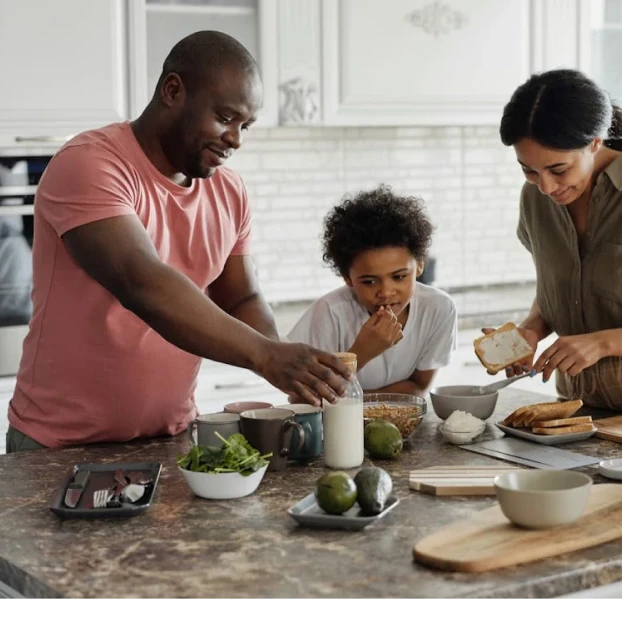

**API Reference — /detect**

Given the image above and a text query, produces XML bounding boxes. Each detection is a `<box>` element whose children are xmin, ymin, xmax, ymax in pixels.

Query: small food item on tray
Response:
<box><xmin>535</xmin><ymin>415</ymin><xmax>593</xmax><ymax>428</ymax></box>
<box><xmin>473</xmin><ymin>322</ymin><xmax>534</xmax><ymax>374</ymax></box>
<box><xmin>531</xmin><ymin>423</ymin><xmax>595</xmax><ymax>435</ymax></box>
<box><xmin>503</xmin><ymin>399</ymin><xmax>583</xmax><ymax>428</ymax></box>
<box><xmin>315</xmin><ymin>471</ymin><xmax>357</xmax><ymax>515</ymax></box>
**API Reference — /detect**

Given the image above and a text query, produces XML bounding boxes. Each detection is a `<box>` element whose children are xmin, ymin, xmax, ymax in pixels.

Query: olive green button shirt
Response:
<box><xmin>517</xmin><ymin>151</ymin><xmax>622</xmax><ymax>409</ymax></box>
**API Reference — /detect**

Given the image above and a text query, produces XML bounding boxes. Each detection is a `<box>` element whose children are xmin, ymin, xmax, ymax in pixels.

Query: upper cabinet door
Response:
<box><xmin>130</xmin><ymin>0</ymin><xmax>278</xmax><ymax>126</ymax></box>
<box><xmin>321</xmin><ymin>0</ymin><xmax>533</xmax><ymax>126</ymax></box>
<box><xmin>579</xmin><ymin>0</ymin><xmax>622</xmax><ymax>102</ymax></box>
<box><xmin>0</xmin><ymin>0</ymin><xmax>129</xmax><ymax>146</ymax></box>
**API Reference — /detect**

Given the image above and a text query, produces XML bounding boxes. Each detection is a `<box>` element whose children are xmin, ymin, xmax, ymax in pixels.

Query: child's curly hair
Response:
<box><xmin>322</xmin><ymin>184</ymin><xmax>434</xmax><ymax>277</ymax></box>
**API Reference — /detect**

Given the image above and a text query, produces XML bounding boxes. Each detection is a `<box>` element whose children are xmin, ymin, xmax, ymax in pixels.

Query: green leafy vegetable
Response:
<box><xmin>177</xmin><ymin>432</ymin><xmax>272</xmax><ymax>476</ymax></box>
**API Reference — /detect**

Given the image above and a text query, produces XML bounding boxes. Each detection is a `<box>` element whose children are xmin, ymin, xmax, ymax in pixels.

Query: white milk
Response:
<box><xmin>323</xmin><ymin>398</ymin><xmax>364</xmax><ymax>469</ymax></box>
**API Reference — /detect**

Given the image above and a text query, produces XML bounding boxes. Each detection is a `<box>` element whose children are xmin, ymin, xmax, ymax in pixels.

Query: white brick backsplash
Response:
<box><xmin>229</xmin><ymin>126</ymin><xmax>535</xmax><ymax>304</ymax></box>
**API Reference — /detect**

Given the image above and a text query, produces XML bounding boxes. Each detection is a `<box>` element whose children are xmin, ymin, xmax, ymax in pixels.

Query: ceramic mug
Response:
<box><xmin>187</xmin><ymin>412</ymin><xmax>241</xmax><ymax>448</ymax></box>
<box><xmin>275</xmin><ymin>404</ymin><xmax>323</xmax><ymax>462</ymax></box>
<box><xmin>239</xmin><ymin>408</ymin><xmax>306</xmax><ymax>471</ymax></box>
<box><xmin>223</xmin><ymin>401</ymin><xmax>274</xmax><ymax>414</ymax></box>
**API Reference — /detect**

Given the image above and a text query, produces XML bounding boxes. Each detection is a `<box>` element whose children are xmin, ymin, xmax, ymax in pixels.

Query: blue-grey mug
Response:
<box><xmin>276</xmin><ymin>404</ymin><xmax>323</xmax><ymax>461</ymax></box>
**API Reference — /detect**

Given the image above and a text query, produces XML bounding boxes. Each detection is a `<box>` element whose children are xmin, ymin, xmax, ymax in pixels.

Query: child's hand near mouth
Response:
<box><xmin>349</xmin><ymin>305</ymin><xmax>403</xmax><ymax>369</ymax></box>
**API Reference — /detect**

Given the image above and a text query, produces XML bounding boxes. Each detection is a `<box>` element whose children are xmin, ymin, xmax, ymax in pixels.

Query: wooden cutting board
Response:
<box><xmin>409</xmin><ymin>465</ymin><xmax>526</xmax><ymax>496</ymax></box>
<box><xmin>594</xmin><ymin>416</ymin><xmax>622</xmax><ymax>443</ymax></box>
<box><xmin>413</xmin><ymin>484</ymin><xmax>622</xmax><ymax>572</ymax></box>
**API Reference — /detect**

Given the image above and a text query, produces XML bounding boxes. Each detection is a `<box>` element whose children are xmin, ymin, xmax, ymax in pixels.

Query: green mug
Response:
<box><xmin>276</xmin><ymin>404</ymin><xmax>323</xmax><ymax>462</ymax></box>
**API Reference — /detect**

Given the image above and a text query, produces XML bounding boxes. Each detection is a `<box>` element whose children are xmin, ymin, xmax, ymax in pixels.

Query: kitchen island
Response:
<box><xmin>2</xmin><ymin>387</ymin><xmax>622</xmax><ymax>599</ymax></box>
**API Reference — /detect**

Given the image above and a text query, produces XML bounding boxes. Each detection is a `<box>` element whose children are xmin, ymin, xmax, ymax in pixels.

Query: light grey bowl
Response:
<box><xmin>429</xmin><ymin>385</ymin><xmax>498</xmax><ymax>421</ymax></box>
<box><xmin>493</xmin><ymin>470</ymin><xmax>592</xmax><ymax>529</ymax></box>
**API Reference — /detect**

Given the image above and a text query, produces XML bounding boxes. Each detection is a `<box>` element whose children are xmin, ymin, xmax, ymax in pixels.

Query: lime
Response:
<box><xmin>364</xmin><ymin>420</ymin><xmax>403</xmax><ymax>459</ymax></box>
<box><xmin>314</xmin><ymin>471</ymin><xmax>357</xmax><ymax>515</ymax></box>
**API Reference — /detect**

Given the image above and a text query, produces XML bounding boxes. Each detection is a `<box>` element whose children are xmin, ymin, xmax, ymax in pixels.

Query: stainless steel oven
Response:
<box><xmin>0</xmin><ymin>148</ymin><xmax>55</xmax><ymax>376</ymax></box>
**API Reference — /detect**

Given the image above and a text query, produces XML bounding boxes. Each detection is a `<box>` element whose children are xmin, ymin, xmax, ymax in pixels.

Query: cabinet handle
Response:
<box><xmin>214</xmin><ymin>379</ymin><xmax>265</xmax><ymax>390</ymax></box>
<box><xmin>14</xmin><ymin>135</ymin><xmax>73</xmax><ymax>143</ymax></box>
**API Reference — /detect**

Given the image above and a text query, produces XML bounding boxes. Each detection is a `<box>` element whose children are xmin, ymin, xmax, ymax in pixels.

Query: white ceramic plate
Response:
<box><xmin>599</xmin><ymin>458</ymin><xmax>622</xmax><ymax>480</ymax></box>
<box><xmin>496</xmin><ymin>423</ymin><xmax>597</xmax><ymax>446</ymax></box>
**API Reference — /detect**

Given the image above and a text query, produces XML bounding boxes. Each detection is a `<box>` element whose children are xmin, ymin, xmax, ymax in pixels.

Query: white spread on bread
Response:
<box><xmin>478</xmin><ymin>328</ymin><xmax>532</xmax><ymax>366</ymax></box>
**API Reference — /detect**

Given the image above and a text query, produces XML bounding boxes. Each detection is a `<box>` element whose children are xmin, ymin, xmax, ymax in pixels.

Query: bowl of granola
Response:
<box><xmin>363</xmin><ymin>393</ymin><xmax>426</xmax><ymax>441</ymax></box>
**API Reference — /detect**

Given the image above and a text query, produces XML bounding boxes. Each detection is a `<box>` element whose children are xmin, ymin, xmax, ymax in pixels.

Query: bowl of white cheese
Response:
<box><xmin>438</xmin><ymin>410</ymin><xmax>487</xmax><ymax>444</ymax></box>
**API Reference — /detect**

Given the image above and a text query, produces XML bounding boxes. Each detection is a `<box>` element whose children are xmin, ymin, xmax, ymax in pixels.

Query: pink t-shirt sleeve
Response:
<box><xmin>37</xmin><ymin>143</ymin><xmax>136</xmax><ymax>237</ymax></box>
<box><xmin>229</xmin><ymin>175</ymin><xmax>252</xmax><ymax>256</ymax></box>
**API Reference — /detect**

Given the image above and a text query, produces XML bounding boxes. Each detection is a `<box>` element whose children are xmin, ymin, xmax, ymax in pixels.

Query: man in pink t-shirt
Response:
<box><xmin>7</xmin><ymin>31</ymin><xmax>351</xmax><ymax>452</ymax></box>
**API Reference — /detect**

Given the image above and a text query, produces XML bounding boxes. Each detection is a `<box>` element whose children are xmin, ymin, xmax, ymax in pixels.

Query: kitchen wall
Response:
<box><xmin>227</xmin><ymin>124</ymin><xmax>535</xmax><ymax>304</ymax></box>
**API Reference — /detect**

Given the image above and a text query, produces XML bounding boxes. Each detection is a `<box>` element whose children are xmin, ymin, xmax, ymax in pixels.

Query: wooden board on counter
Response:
<box><xmin>413</xmin><ymin>484</ymin><xmax>622</xmax><ymax>572</ymax></box>
<box><xmin>595</xmin><ymin>416</ymin><xmax>622</xmax><ymax>444</ymax></box>
<box><xmin>409</xmin><ymin>465</ymin><xmax>526</xmax><ymax>496</ymax></box>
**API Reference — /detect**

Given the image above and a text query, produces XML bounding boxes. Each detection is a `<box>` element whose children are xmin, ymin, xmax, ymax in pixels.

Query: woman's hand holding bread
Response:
<box><xmin>476</xmin><ymin>323</ymin><xmax>539</xmax><ymax>377</ymax></box>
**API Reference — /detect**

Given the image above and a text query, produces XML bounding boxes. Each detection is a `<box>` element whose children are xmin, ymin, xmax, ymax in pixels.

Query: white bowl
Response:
<box><xmin>493</xmin><ymin>470</ymin><xmax>592</xmax><ymax>529</ymax></box>
<box><xmin>429</xmin><ymin>385</ymin><xmax>498</xmax><ymax>421</ymax></box>
<box><xmin>438</xmin><ymin>422</ymin><xmax>486</xmax><ymax>445</ymax></box>
<box><xmin>179</xmin><ymin>465</ymin><xmax>268</xmax><ymax>500</ymax></box>
<box><xmin>599</xmin><ymin>458</ymin><xmax>622</xmax><ymax>481</ymax></box>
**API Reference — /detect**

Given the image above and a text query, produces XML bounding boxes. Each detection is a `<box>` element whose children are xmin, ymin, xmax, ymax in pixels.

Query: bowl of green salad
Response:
<box><xmin>177</xmin><ymin>432</ymin><xmax>271</xmax><ymax>500</ymax></box>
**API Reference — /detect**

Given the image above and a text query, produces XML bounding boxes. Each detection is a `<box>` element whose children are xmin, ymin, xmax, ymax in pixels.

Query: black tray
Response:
<box><xmin>49</xmin><ymin>462</ymin><xmax>162</xmax><ymax>519</ymax></box>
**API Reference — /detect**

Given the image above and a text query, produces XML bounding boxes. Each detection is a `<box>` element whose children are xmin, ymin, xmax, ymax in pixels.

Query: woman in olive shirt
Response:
<box><xmin>495</xmin><ymin>68</ymin><xmax>622</xmax><ymax>410</ymax></box>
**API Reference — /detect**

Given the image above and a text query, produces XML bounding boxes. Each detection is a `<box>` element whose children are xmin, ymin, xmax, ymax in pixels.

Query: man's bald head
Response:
<box><xmin>155</xmin><ymin>30</ymin><xmax>260</xmax><ymax>97</ymax></box>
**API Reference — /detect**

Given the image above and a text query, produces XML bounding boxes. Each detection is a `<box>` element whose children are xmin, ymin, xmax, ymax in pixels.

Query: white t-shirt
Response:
<box><xmin>287</xmin><ymin>284</ymin><xmax>457</xmax><ymax>391</ymax></box>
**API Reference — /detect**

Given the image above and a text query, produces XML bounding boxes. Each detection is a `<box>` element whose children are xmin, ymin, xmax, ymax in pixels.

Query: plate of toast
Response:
<box><xmin>496</xmin><ymin>399</ymin><xmax>596</xmax><ymax>445</ymax></box>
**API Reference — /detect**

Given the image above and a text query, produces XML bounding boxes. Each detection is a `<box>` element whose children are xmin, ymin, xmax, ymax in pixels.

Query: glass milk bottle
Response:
<box><xmin>323</xmin><ymin>352</ymin><xmax>364</xmax><ymax>469</ymax></box>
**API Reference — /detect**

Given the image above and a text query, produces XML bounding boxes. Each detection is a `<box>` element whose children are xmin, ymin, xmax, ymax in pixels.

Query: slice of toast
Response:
<box><xmin>522</xmin><ymin>400</ymin><xmax>583</xmax><ymax>426</ymax></box>
<box><xmin>531</xmin><ymin>423</ymin><xmax>595</xmax><ymax>435</ymax></box>
<box><xmin>505</xmin><ymin>402</ymin><xmax>559</xmax><ymax>427</ymax></box>
<box><xmin>473</xmin><ymin>322</ymin><xmax>534</xmax><ymax>374</ymax></box>
<box><xmin>535</xmin><ymin>415</ymin><xmax>592</xmax><ymax>428</ymax></box>
<box><xmin>503</xmin><ymin>406</ymin><xmax>531</xmax><ymax>426</ymax></box>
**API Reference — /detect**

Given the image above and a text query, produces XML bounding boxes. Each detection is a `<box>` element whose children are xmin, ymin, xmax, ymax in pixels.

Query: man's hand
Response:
<box><xmin>533</xmin><ymin>333</ymin><xmax>607</xmax><ymax>382</ymax></box>
<box><xmin>350</xmin><ymin>306</ymin><xmax>403</xmax><ymax>369</ymax></box>
<box><xmin>481</xmin><ymin>326</ymin><xmax>539</xmax><ymax>377</ymax></box>
<box><xmin>257</xmin><ymin>341</ymin><xmax>353</xmax><ymax>407</ymax></box>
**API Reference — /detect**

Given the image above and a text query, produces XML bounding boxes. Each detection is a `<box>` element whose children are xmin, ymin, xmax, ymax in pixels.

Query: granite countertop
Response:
<box><xmin>2</xmin><ymin>387</ymin><xmax>622</xmax><ymax>599</ymax></box>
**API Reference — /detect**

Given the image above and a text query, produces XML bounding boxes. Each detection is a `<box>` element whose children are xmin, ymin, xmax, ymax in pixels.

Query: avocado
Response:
<box><xmin>364</xmin><ymin>420</ymin><xmax>403</xmax><ymax>459</ymax></box>
<box><xmin>354</xmin><ymin>467</ymin><xmax>393</xmax><ymax>515</ymax></box>
<box><xmin>314</xmin><ymin>471</ymin><xmax>358</xmax><ymax>515</ymax></box>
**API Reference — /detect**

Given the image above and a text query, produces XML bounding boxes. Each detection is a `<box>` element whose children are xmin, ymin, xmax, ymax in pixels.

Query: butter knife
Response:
<box><xmin>64</xmin><ymin>470</ymin><xmax>90</xmax><ymax>508</ymax></box>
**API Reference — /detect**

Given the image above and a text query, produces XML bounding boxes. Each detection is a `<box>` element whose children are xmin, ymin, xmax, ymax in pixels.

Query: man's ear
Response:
<box><xmin>591</xmin><ymin>137</ymin><xmax>604</xmax><ymax>153</ymax></box>
<box><xmin>416</xmin><ymin>261</ymin><xmax>425</xmax><ymax>277</ymax></box>
<box><xmin>160</xmin><ymin>72</ymin><xmax>186</xmax><ymax>108</ymax></box>
<box><xmin>344</xmin><ymin>276</ymin><xmax>353</xmax><ymax>288</ymax></box>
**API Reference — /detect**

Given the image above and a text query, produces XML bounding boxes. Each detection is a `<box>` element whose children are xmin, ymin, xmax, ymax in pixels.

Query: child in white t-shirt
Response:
<box><xmin>288</xmin><ymin>184</ymin><xmax>457</xmax><ymax>395</ymax></box>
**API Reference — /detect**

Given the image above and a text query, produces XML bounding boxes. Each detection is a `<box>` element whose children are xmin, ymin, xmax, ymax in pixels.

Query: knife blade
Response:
<box><xmin>64</xmin><ymin>470</ymin><xmax>90</xmax><ymax>508</ymax></box>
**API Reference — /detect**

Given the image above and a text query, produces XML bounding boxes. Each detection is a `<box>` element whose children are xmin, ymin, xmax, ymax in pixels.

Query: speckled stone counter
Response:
<box><xmin>2</xmin><ymin>387</ymin><xmax>622</xmax><ymax>599</ymax></box>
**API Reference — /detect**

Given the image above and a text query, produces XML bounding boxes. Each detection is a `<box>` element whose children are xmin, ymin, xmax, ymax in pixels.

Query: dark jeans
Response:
<box><xmin>5</xmin><ymin>425</ymin><xmax>46</xmax><ymax>453</ymax></box>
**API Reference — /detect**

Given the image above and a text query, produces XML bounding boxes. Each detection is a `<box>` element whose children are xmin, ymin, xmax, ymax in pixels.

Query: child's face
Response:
<box><xmin>344</xmin><ymin>247</ymin><xmax>422</xmax><ymax>318</ymax></box>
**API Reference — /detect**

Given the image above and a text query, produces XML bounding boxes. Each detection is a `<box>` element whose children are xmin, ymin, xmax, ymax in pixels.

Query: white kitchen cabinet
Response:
<box><xmin>578</xmin><ymin>0</ymin><xmax>622</xmax><ymax>103</ymax></box>
<box><xmin>0</xmin><ymin>0</ymin><xmax>130</xmax><ymax>147</ymax></box>
<box><xmin>320</xmin><ymin>0</ymin><xmax>534</xmax><ymax>126</ymax></box>
<box><xmin>128</xmin><ymin>0</ymin><xmax>279</xmax><ymax>126</ymax></box>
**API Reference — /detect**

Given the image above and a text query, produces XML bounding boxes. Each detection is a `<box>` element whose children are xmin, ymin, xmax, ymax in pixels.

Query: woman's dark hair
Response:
<box><xmin>500</xmin><ymin>68</ymin><xmax>622</xmax><ymax>149</ymax></box>
<box><xmin>322</xmin><ymin>184</ymin><xmax>433</xmax><ymax>277</ymax></box>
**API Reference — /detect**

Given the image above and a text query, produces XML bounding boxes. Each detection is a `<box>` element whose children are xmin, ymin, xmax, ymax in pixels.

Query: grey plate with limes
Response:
<box><xmin>287</xmin><ymin>493</ymin><xmax>400</xmax><ymax>530</ymax></box>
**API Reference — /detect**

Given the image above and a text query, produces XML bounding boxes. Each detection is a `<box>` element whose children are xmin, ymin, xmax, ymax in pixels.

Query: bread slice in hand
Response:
<box><xmin>522</xmin><ymin>399</ymin><xmax>583</xmax><ymax>426</ymax></box>
<box><xmin>473</xmin><ymin>322</ymin><xmax>534</xmax><ymax>374</ymax></box>
<box><xmin>532</xmin><ymin>422</ymin><xmax>595</xmax><ymax>435</ymax></box>
<box><xmin>535</xmin><ymin>415</ymin><xmax>592</xmax><ymax>428</ymax></box>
